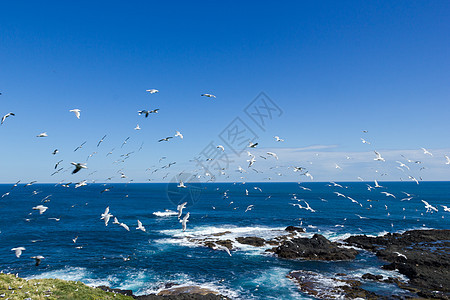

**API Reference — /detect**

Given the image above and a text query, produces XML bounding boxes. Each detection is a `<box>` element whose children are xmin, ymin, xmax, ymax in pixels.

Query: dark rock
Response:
<box><xmin>215</xmin><ymin>239</ymin><xmax>233</xmax><ymax>250</ymax></box>
<box><xmin>284</xmin><ymin>226</ymin><xmax>305</xmax><ymax>233</ymax></box>
<box><xmin>97</xmin><ymin>285</ymin><xmax>134</xmax><ymax>296</ymax></box>
<box><xmin>236</xmin><ymin>236</ymin><xmax>266</xmax><ymax>247</ymax></box>
<box><xmin>275</xmin><ymin>234</ymin><xmax>358</xmax><ymax>261</ymax></box>
<box><xmin>362</xmin><ymin>273</ymin><xmax>383</xmax><ymax>281</ymax></box>
<box><xmin>345</xmin><ymin>229</ymin><xmax>450</xmax><ymax>299</ymax></box>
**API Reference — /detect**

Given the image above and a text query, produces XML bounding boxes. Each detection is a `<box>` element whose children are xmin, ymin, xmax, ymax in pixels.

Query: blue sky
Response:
<box><xmin>0</xmin><ymin>1</ymin><xmax>449</xmax><ymax>183</ymax></box>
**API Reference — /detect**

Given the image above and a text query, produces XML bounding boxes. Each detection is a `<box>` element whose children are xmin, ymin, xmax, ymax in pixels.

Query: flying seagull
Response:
<box><xmin>69</xmin><ymin>109</ymin><xmax>81</xmax><ymax>119</ymax></box>
<box><xmin>36</xmin><ymin>132</ymin><xmax>48</xmax><ymax>137</ymax></box>
<box><xmin>11</xmin><ymin>247</ymin><xmax>25</xmax><ymax>258</ymax></box>
<box><xmin>1</xmin><ymin>112</ymin><xmax>15</xmax><ymax>125</ymax></box>
<box><xmin>248</xmin><ymin>142</ymin><xmax>258</xmax><ymax>148</ymax></box>
<box><xmin>100</xmin><ymin>206</ymin><xmax>113</xmax><ymax>226</ymax></box>
<box><xmin>180</xmin><ymin>212</ymin><xmax>190</xmax><ymax>231</ymax></box>
<box><xmin>134</xmin><ymin>124</ymin><xmax>141</xmax><ymax>130</ymax></box>
<box><xmin>445</xmin><ymin>155</ymin><xmax>450</xmax><ymax>165</ymax></box>
<box><xmin>32</xmin><ymin>205</ymin><xmax>48</xmax><ymax>214</ymax></box>
<box><xmin>421</xmin><ymin>200</ymin><xmax>438</xmax><ymax>213</ymax></box>
<box><xmin>374</xmin><ymin>151</ymin><xmax>385</xmax><ymax>162</ymax></box>
<box><xmin>201</xmin><ymin>93</ymin><xmax>216</xmax><ymax>98</ymax></box>
<box><xmin>54</xmin><ymin>160</ymin><xmax>63</xmax><ymax>169</ymax></box>
<box><xmin>158</xmin><ymin>137</ymin><xmax>173</xmax><ymax>142</ymax></box>
<box><xmin>97</xmin><ymin>135</ymin><xmax>107</xmax><ymax>147</ymax></box>
<box><xmin>274</xmin><ymin>136</ymin><xmax>284</xmax><ymax>142</ymax></box>
<box><xmin>175</xmin><ymin>131</ymin><xmax>183</xmax><ymax>139</ymax></box>
<box><xmin>360</xmin><ymin>138</ymin><xmax>370</xmax><ymax>144</ymax></box>
<box><xmin>266</xmin><ymin>152</ymin><xmax>278</xmax><ymax>160</ymax></box>
<box><xmin>31</xmin><ymin>255</ymin><xmax>45</xmax><ymax>266</ymax></box>
<box><xmin>421</xmin><ymin>147</ymin><xmax>433</xmax><ymax>157</ymax></box>
<box><xmin>52</xmin><ymin>149</ymin><xmax>59</xmax><ymax>155</ymax></box>
<box><xmin>71</xmin><ymin>162</ymin><xmax>87</xmax><ymax>174</ymax></box>
<box><xmin>136</xmin><ymin>220</ymin><xmax>146</xmax><ymax>232</ymax></box>
<box><xmin>74</xmin><ymin>141</ymin><xmax>87</xmax><ymax>152</ymax></box>
<box><xmin>146</xmin><ymin>89</ymin><xmax>159</xmax><ymax>94</ymax></box>
<box><xmin>177</xmin><ymin>202</ymin><xmax>187</xmax><ymax>218</ymax></box>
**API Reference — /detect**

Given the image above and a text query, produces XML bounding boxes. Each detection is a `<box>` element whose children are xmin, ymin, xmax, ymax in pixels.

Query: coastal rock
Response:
<box><xmin>345</xmin><ymin>229</ymin><xmax>450</xmax><ymax>299</ymax></box>
<box><xmin>275</xmin><ymin>234</ymin><xmax>358</xmax><ymax>261</ymax></box>
<box><xmin>236</xmin><ymin>236</ymin><xmax>266</xmax><ymax>247</ymax></box>
<box><xmin>287</xmin><ymin>270</ymin><xmax>385</xmax><ymax>299</ymax></box>
<box><xmin>134</xmin><ymin>285</ymin><xmax>230</xmax><ymax>299</ymax></box>
<box><xmin>361</xmin><ymin>273</ymin><xmax>383</xmax><ymax>281</ymax></box>
<box><xmin>284</xmin><ymin>226</ymin><xmax>304</xmax><ymax>233</ymax></box>
<box><xmin>97</xmin><ymin>285</ymin><xmax>134</xmax><ymax>296</ymax></box>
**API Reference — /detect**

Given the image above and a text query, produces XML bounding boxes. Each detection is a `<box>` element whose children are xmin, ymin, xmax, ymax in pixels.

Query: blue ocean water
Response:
<box><xmin>0</xmin><ymin>182</ymin><xmax>449</xmax><ymax>299</ymax></box>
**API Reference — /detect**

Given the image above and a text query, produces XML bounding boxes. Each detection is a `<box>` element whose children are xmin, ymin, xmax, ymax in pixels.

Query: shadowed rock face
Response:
<box><xmin>275</xmin><ymin>234</ymin><xmax>359</xmax><ymax>261</ymax></box>
<box><xmin>236</xmin><ymin>236</ymin><xmax>266</xmax><ymax>247</ymax></box>
<box><xmin>345</xmin><ymin>229</ymin><xmax>450</xmax><ymax>299</ymax></box>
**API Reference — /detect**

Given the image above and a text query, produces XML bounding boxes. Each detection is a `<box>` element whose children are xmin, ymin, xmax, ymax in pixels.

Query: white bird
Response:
<box><xmin>1</xmin><ymin>112</ymin><xmax>15</xmax><ymax>125</ymax></box>
<box><xmin>335</xmin><ymin>163</ymin><xmax>342</xmax><ymax>170</ymax></box>
<box><xmin>381</xmin><ymin>192</ymin><xmax>396</xmax><ymax>198</ymax></box>
<box><xmin>69</xmin><ymin>109</ymin><xmax>81</xmax><ymax>119</ymax></box>
<box><xmin>71</xmin><ymin>162</ymin><xmax>87</xmax><ymax>174</ymax></box>
<box><xmin>74</xmin><ymin>180</ymin><xmax>87</xmax><ymax>188</ymax></box>
<box><xmin>421</xmin><ymin>147</ymin><xmax>433</xmax><ymax>156</ymax></box>
<box><xmin>374</xmin><ymin>180</ymin><xmax>383</xmax><ymax>188</ymax></box>
<box><xmin>113</xmin><ymin>217</ymin><xmax>120</xmax><ymax>224</ymax></box>
<box><xmin>421</xmin><ymin>200</ymin><xmax>438</xmax><ymax>213</ymax></box>
<box><xmin>396</xmin><ymin>161</ymin><xmax>410</xmax><ymax>170</ymax></box>
<box><xmin>146</xmin><ymin>89</ymin><xmax>159</xmax><ymax>94</ymax></box>
<box><xmin>247</xmin><ymin>155</ymin><xmax>256</xmax><ymax>168</ymax></box>
<box><xmin>36</xmin><ymin>132</ymin><xmax>48</xmax><ymax>138</ymax></box>
<box><xmin>328</xmin><ymin>182</ymin><xmax>343</xmax><ymax>188</ymax></box>
<box><xmin>393</xmin><ymin>252</ymin><xmax>407</xmax><ymax>259</ymax></box>
<box><xmin>305</xmin><ymin>172</ymin><xmax>313</xmax><ymax>180</ymax></box>
<box><xmin>72</xmin><ymin>236</ymin><xmax>78</xmax><ymax>243</ymax></box>
<box><xmin>177</xmin><ymin>181</ymin><xmax>186</xmax><ymax>188</ymax></box>
<box><xmin>177</xmin><ymin>202</ymin><xmax>187</xmax><ymax>218</ymax></box>
<box><xmin>374</xmin><ymin>151</ymin><xmax>385</xmax><ymax>161</ymax></box>
<box><xmin>334</xmin><ymin>192</ymin><xmax>346</xmax><ymax>198</ymax></box>
<box><xmin>31</xmin><ymin>255</ymin><xmax>45</xmax><ymax>266</ymax></box>
<box><xmin>274</xmin><ymin>136</ymin><xmax>284</xmax><ymax>142</ymax></box>
<box><xmin>180</xmin><ymin>212</ymin><xmax>190</xmax><ymax>231</ymax></box>
<box><xmin>216</xmin><ymin>145</ymin><xmax>225</xmax><ymax>152</ymax></box>
<box><xmin>11</xmin><ymin>247</ymin><xmax>25</xmax><ymax>258</ymax></box>
<box><xmin>175</xmin><ymin>131</ymin><xmax>183</xmax><ymax>139</ymax></box>
<box><xmin>136</xmin><ymin>220</ymin><xmax>146</xmax><ymax>232</ymax></box>
<box><xmin>32</xmin><ymin>205</ymin><xmax>48</xmax><ymax>214</ymax></box>
<box><xmin>134</xmin><ymin>124</ymin><xmax>141</xmax><ymax>130</ymax></box>
<box><xmin>245</xmin><ymin>205</ymin><xmax>254</xmax><ymax>212</ymax></box>
<box><xmin>441</xmin><ymin>205</ymin><xmax>450</xmax><ymax>212</ymax></box>
<box><xmin>408</xmin><ymin>175</ymin><xmax>419</xmax><ymax>185</ymax></box>
<box><xmin>266</xmin><ymin>152</ymin><xmax>278</xmax><ymax>160</ymax></box>
<box><xmin>201</xmin><ymin>93</ymin><xmax>216</xmax><ymax>98</ymax></box>
<box><xmin>360</xmin><ymin>138</ymin><xmax>370</xmax><ymax>144</ymax></box>
<box><xmin>445</xmin><ymin>155</ymin><xmax>450</xmax><ymax>165</ymax></box>
<box><xmin>100</xmin><ymin>207</ymin><xmax>113</xmax><ymax>226</ymax></box>
<box><xmin>213</xmin><ymin>244</ymin><xmax>231</xmax><ymax>256</ymax></box>
<box><xmin>237</xmin><ymin>166</ymin><xmax>247</xmax><ymax>173</ymax></box>
<box><xmin>119</xmin><ymin>223</ymin><xmax>130</xmax><ymax>231</ymax></box>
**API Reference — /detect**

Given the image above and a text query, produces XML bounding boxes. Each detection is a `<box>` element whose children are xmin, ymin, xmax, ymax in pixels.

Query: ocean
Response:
<box><xmin>0</xmin><ymin>181</ymin><xmax>449</xmax><ymax>299</ymax></box>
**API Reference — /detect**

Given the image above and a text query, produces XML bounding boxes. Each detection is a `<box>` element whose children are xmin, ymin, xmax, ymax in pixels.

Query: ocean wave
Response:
<box><xmin>153</xmin><ymin>209</ymin><xmax>178</xmax><ymax>217</ymax></box>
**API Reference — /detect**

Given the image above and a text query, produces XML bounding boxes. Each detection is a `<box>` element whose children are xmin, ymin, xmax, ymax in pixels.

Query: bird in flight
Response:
<box><xmin>136</xmin><ymin>220</ymin><xmax>146</xmax><ymax>232</ymax></box>
<box><xmin>177</xmin><ymin>202</ymin><xmax>187</xmax><ymax>218</ymax></box>
<box><xmin>201</xmin><ymin>93</ymin><xmax>216</xmax><ymax>98</ymax></box>
<box><xmin>31</xmin><ymin>255</ymin><xmax>45</xmax><ymax>266</ymax></box>
<box><xmin>11</xmin><ymin>247</ymin><xmax>26</xmax><ymax>258</ymax></box>
<box><xmin>274</xmin><ymin>136</ymin><xmax>284</xmax><ymax>142</ymax></box>
<box><xmin>421</xmin><ymin>147</ymin><xmax>433</xmax><ymax>156</ymax></box>
<box><xmin>134</xmin><ymin>124</ymin><xmax>141</xmax><ymax>130</ymax></box>
<box><xmin>1</xmin><ymin>112</ymin><xmax>15</xmax><ymax>125</ymax></box>
<box><xmin>69</xmin><ymin>109</ymin><xmax>81</xmax><ymax>119</ymax></box>
<box><xmin>146</xmin><ymin>89</ymin><xmax>159</xmax><ymax>94</ymax></box>
<box><xmin>158</xmin><ymin>137</ymin><xmax>173</xmax><ymax>142</ymax></box>
<box><xmin>180</xmin><ymin>212</ymin><xmax>190</xmax><ymax>231</ymax></box>
<box><xmin>374</xmin><ymin>151</ymin><xmax>385</xmax><ymax>162</ymax></box>
<box><xmin>360</xmin><ymin>138</ymin><xmax>370</xmax><ymax>144</ymax></box>
<box><xmin>74</xmin><ymin>141</ymin><xmax>87</xmax><ymax>152</ymax></box>
<box><xmin>36</xmin><ymin>132</ymin><xmax>48</xmax><ymax>137</ymax></box>
<box><xmin>71</xmin><ymin>162</ymin><xmax>87</xmax><ymax>174</ymax></box>
<box><xmin>52</xmin><ymin>149</ymin><xmax>59</xmax><ymax>155</ymax></box>
<box><xmin>97</xmin><ymin>135</ymin><xmax>107</xmax><ymax>147</ymax></box>
<box><xmin>32</xmin><ymin>205</ymin><xmax>48</xmax><ymax>214</ymax></box>
<box><xmin>175</xmin><ymin>131</ymin><xmax>183</xmax><ymax>139</ymax></box>
<box><xmin>248</xmin><ymin>142</ymin><xmax>258</xmax><ymax>148</ymax></box>
<box><xmin>267</xmin><ymin>152</ymin><xmax>278</xmax><ymax>160</ymax></box>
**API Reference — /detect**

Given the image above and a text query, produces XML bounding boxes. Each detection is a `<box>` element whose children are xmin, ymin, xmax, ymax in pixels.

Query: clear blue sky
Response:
<box><xmin>1</xmin><ymin>1</ymin><xmax>449</xmax><ymax>183</ymax></box>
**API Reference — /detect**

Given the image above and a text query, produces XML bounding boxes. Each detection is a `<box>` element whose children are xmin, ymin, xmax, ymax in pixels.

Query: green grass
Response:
<box><xmin>0</xmin><ymin>273</ymin><xmax>134</xmax><ymax>299</ymax></box>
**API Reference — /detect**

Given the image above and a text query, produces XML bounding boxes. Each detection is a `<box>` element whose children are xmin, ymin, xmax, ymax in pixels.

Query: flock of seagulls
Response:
<box><xmin>1</xmin><ymin>89</ymin><xmax>449</xmax><ymax>271</ymax></box>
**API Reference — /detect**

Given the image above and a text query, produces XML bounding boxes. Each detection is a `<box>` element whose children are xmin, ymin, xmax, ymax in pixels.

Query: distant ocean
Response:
<box><xmin>0</xmin><ymin>182</ymin><xmax>449</xmax><ymax>299</ymax></box>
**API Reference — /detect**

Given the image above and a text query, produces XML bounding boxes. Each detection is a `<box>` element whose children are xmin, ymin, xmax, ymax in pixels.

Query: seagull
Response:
<box><xmin>11</xmin><ymin>247</ymin><xmax>25</xmax><ymax>258</ymax></box>
<box><xmin>71</xmin><ymin>162</ymin><xmax>87</xmax><ymax>174</ymax></box>
<box><xmin>69</xmin><ymin>109</ymin><xmax>81</xmax><ymax>119</ymax></box>
<box><xmin>201</xmin><ymin>93</ymin><xmax>216</xmax><ymax>98</ymax></box>
<box><xmin>136</xmin><ymin>220</ymin><xmax>146</xmax><ymax>232</ymax></box>
<box><xmin>374</xmin><ymin>151</ymin><xmax>385</xmax><ymax>161</ymax></box>
<box><xmin>335</xmin><ymin>163</ymin><xmax>342</xmax><ymax>170</ymax></box>
<box><xmin>119</xmin><ymin>223</ymin><xmax>130</xmax><ymax>231</ymax></box>
<box><xmin>74</xmin><ymin>180</ymin><xmax>87</xmax><ymax>188</ymax></box>
<box><xmin>52</xmin><ymin>149</ymin><xmax>59</xmax><ymax>155</ymax></box>
<box><xmin>177</xmin><ymin>181</ymin><xmax>187</xmax><ymax>188</ymax></box>
<box><xmin>72</xmin><ymin>236</ymin><xmax>78</xmax><ymax>243</ymax></box>
<box><xmin>274</xmin><ymin>136</ymin><xmax>284</xmax><ymax>142</ymax></box>
<box><xmin>74</xmin><ymin>141</ymin><xmax>86</xmax><ymax>152</ymax></box>
<box><xmin>304</xmin><ymin>172</ymin><xmax>313</xmax><ymax>180</ymax></box>
<box><xmin>97</xmin><ymin>135</ymin><xmax>107</xmax><ymax>147</ymax></box>
<box><xmin>1</xmin><ymin>112</ymin><xmax>15</xmax><ymax>125</ymax></box>
<box><xmin>217</xmin><ymin>145</ymin><xmax>225</xmax><ymax>152</ymax></box>
<box><xmin>100</xmin><ymin>206</ymin><xmax>113</xmax><ymax>226</ymax></box>
<box><xmin>54</xmin><ymin>160</ymin><xmax>63</xmax><ymax>169</ymax></box>
<box><xmin>381</xmin><ymin>192</ymin><xmax>396</xmax><ymax>198</ymax></box>
<box><xmin>393</xmin><ymin>252</ymin><xmax>407</xmax><ymax>259</ymax></box>
<box><xmin>374</xmin><ymin>180</ymin><xmax>383</xmax><ymax>188</ymax></box>
<box><xmin>150</xmin><ymin>109</ymin><xmax>159</xmax><ymax>114</ymax></box>
<box><xmin>245</xmin><ymin>205</ymin><xmax>254</xmax><ymax>212</ymax></box>
<box><xmin>248</xmin><ymin>142</ymin><xmax>258</xmax><ymax>148</ymax></box>
<box><xmin>146</xmin><ymin>89</ymin><xmax>159</xmax><ymax>94</ymax></box>
<box><xmin>134</xmin><ymin>124</ymin><xmax>141</xmax><ymax>130</ymax></box>
<box><xmin>328</xmin><ymin>182</ymin><xmax>343</xmax><ymax>188</ymax></box>
<box><xmin>444</xmin><ymin>155</ymin><xmax>450</xmax><ymax>165</ymax></box>
<box><xmin>158</xmin><ymin>137</ymin><xmax>173</xmax><ymax>142</ymax></box>
<box><xmin>31</xmin><ymin>256</ymin><xmax>45</xmax><ymax>266</ymax></box>
<box><xmin>138</xmin><ymin>110</ymin><xmax>151</xmax><ymax>118</ymax></box>
<box><xmin>247</xmin><ymin>155</ymin><xmax>256</xmax><ymax>167</ymax></box>
<box><xmin>334</xmin><ymin>192</ymin><xmax>346</xmax><ymax>198</ymax></box>
<box><xmin>441</xmin><ymin>205</ymin><xmax>450</xmax><ymax>212</ymax></box>
<box><xmin>396</xmin><ymin>161</ymin><xmax>410</xmax><ymax>170</ymax></box>
<box><xmin>421</xmin><ymin>200</ymin><xmax>438</xmax><ymax>213</ymax></box>
<box><xmin>180</xmin><ymin>212</ymin><xmax>190</xmax><ymax>231</ymax></box>
<box><xmin>48</xmin><ymin>217</ymin><xmax>60</xmax><ymax>221</ymax></box>
<box><xmin>36</xmin><ymin>132</ymin><xmax>48</xmax><ymax>137</ymax></box>
<box><xmin>360</xmin><ymin>138</ymin><xmax>370</xmax><ymax>144</ymax></box>
<box><xmin>113</xmin><ymin>217</ymin><xmax>120</xmax><ymax>224</ymax></box>
<box><xmin>32</xmin><ymin>205</ymin><xmax>48</xmax><ymax>214</ymax></box>
<box><xmin>174</xmin><ymin>131</ymin><xmax>183</xmax><ymax>139</ymax></box>
<box><xmin>408</xmin><ymin>175</ymin><xmax>419</xmax><ymax>184</ymax></box>
<box><xmin>266</xmin><ymin>152</ymin><xmax>278</xmax><ymax>160</ymax></box>
<box><xmin>421</xmin><ymin>147</ymin><xmax>433</xmax><ymax>156</ymax></box>
<box><xmin>293</xmin><ymin>167</ymin><xmax>305</xmax><ymax>172</ymax></box>
<box><xmin>177</xmin><ymin>202</ymin><xmax>187</xmax><ymax>218</ymax></box>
